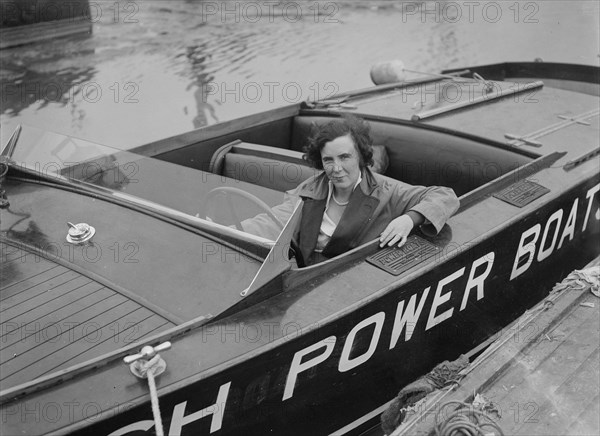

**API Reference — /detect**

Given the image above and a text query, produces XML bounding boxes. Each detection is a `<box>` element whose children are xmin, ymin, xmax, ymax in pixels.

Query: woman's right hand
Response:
<box><xmin>379</xmin><ymin>214</ymin><xmax>414</xmax><ymax>248</ymax></box>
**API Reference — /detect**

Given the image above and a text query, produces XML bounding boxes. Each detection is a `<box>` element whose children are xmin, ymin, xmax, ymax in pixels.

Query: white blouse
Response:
<box><xmin>314</xmin><ymin>174</ymin><xmax>363</xmax><ymax>252</ymax></box>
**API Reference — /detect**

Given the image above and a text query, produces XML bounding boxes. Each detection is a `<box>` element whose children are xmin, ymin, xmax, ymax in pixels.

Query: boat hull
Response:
<box><xmin>52</xmin><ymin>178</ymin><xmax>598</xmax><ymax>436</ymax></box>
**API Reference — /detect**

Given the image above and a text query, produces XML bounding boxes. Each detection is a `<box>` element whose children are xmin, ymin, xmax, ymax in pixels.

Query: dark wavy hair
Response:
<box><xmin>303</xmin><ymin>115</ymin><xmax>374</xmax><ymax>170</ymax></box>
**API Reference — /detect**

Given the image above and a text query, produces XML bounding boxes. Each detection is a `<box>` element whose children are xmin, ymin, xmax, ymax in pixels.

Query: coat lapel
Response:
<box><xmin>297</xmin><ymin>198</ymin><xmax>327</xmax><ymax>262</ymax></box>
<box><xmin>296</xmin><ymin>169</ymin><xmax>381</xmax><ymax>262</ymax></box>
<box><xmin>322</xmin><ymin>179</ymin><xmax>380</xmax><ymax>257</ymax></box>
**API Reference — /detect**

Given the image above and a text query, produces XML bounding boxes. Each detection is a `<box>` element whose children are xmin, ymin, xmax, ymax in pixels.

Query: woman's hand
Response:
<box><xmin>379</xmin><ymin>214</ymin><xmax>414</xmax><ymax>248</ymax></box>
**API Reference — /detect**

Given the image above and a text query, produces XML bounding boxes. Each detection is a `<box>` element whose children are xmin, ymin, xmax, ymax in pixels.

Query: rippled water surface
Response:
<box><xmin>1</xmin><ymin>0</ymin><xmax>598</xmax><ymax>147</ymax></box>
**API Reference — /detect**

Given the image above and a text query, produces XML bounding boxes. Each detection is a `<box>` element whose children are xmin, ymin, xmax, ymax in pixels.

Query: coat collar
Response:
<box><xmin>296</xmin><ymin>167</ymin><xmax>381</xmax><ymax>263</ymax></box>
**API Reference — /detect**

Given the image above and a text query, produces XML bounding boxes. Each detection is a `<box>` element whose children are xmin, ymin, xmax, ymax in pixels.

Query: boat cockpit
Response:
<box><xmin>4</xmin><ymin>113</ymin><xmax>536</xmax><ymax>271</ymax></box>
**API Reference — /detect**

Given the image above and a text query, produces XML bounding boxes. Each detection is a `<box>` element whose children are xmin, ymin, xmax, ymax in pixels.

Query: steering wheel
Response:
<box><xmin>204</xmin><ymin>187</ymin><xmax>284</xmax><ymax>231</ymax></box>
<box><xmin>204</xmin><ymin>187</ymin><xmax>305</xmax><ymax>267</ymax></box>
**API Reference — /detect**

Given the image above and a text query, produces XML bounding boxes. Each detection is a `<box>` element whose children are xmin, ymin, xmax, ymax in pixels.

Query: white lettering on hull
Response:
<box><xmin>109</xmin><ymin>383</ymin><xmax>231</xmax><ymax>436</ymax></box>
<box><xmin>537</xmin><ymin>209</ymin><xmax>563</xmax><ymax>262</ymax></box>
<box><xmin>558</xmin><ymin>198</ymin><xmax>578</xmax><ymax>250</ymax></box>
<box><xmin>169</xmin><ymin>382</ymin><xmax>231</xmax><ymax>434</ymax></box>
<box><xmin>425</xmin><ymin>267</ymin><xmax>465</xmax><ymax>330</ymax></box>
<box><xmin>389</xmin><ymin>287</ymin><xmax>430</xmax><ymax>348</ymax></box>
<box><xmin>510</xmin><ymin>224</ymin><xmax>541</xmax><ymax>280</ymax></box>
<box><xmin>583</xmin><ymin>183</ymin><xmax>600</xmax><ymax>231</ymax></box>
<box><xmin>283</xmin><ymin>337</ymin><xmax>336</xmax><ymax>401</ymax></box>
<box><xmin>339</xmin><ymin>312</ymin><xmax>385</xmax><ymax>372</ymax></box>
<box><xmin>511</xmin><ymin>184</ymin><xmax>599</xmax><ymax>280</ymax></box>
<box><xmin>460</xmin><ymin>252</ymin><xmax>495</xmax><ymax>311</ymax></box>
<box><xmin>281</xmin><ymin>250</ymin><xmax>500</xmax><ymax>403</ymax></box>
<box><xmin>108</xmin><ymin>421</ymin><xmax>154</xmax><ymax>436</ymax></box>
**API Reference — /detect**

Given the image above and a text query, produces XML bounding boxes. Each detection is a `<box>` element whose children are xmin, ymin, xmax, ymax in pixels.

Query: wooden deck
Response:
<box><xmin>388</xmin><ymin>257</ymin><xmax>600</xmax><ymax>436</ymax></box>
<box><xmin>0</xmin><ymin>242</ymin><xmax>175</xmax><ymax>391</ymax></box>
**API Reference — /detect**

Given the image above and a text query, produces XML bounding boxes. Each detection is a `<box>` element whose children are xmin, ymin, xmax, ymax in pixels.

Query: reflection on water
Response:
<box><xmin>0</xmin><ymin>0</ymin><xmax>598</xmax><ymax>148</ymax></box>
<box><xmin>2</xmin><ymin>56</ymin><xmax>96</xmax><ymax>125</ymax></box>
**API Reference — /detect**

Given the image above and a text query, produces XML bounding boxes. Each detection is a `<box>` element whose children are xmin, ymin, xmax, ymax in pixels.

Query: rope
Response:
<box><xmin>433</xmin><ymin>401</ymin><xmax>504</xmax><ymax>436</ymax></box>
<box><xmin>136</xmin><ymin>355</ymin><xmax>165</xmax><ymax>436</ymax></box>
<box><xmin>426</xmin><ymin>365</ymin><xmax>465</xmax><ymax>389</ymax></box>
<box><xmin>551</xmin><ymin>266</ymin><xmax>600</xmax><ymax>297</ymax></box>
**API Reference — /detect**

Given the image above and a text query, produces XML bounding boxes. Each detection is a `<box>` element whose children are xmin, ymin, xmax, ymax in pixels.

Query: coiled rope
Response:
<box><xmin>433</xmin><ymin>401</ymin><xmax>504</xmax><ymax>436</ymax></box>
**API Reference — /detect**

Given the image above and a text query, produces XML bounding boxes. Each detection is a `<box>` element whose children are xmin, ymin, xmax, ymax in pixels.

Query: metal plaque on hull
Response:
<box><xmin>367</xmin><ymin>235</ymin><xmax>440</xmax><ymax>276</ymax></box>
<box><xmin>493</xmin><ymin>179</ymin><xmax>550</xmax><ymax>208</ymax></box>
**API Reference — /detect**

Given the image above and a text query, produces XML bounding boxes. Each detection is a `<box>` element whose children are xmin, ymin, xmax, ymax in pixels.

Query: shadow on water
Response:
<box><xmin>182</xmin><ymin>42</ymin><xmax>218</xmax><ymax>128</ymax></box>
<box><xmin>1</xmin><ymin>60</ymin><xmax>96</xmax><ymax>119</ymax></box>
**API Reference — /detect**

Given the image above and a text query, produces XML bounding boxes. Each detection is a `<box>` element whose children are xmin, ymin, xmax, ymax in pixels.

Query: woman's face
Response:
<box><xmin>321</xmin><ymin>134</ymin><xmax>362</xmax><ymax>191</ymax></box>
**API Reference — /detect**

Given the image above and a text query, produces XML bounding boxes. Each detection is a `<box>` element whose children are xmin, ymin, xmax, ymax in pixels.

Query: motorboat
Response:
<box><xmin>1</xmin><ymin>61</ymin><xmax>598</xmax><ymax>435</ymax></box>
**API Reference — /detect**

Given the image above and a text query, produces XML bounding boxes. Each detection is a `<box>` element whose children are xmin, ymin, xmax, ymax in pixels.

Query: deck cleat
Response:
<box><xmin>66</xmin><ymin>222</ymin><xmax>96</xmax><ymax>244</ymax></box>
<box><xmin>124</xmin><ymin>342</ymin><xmax>171</xmax><ymax>378</ymax></box>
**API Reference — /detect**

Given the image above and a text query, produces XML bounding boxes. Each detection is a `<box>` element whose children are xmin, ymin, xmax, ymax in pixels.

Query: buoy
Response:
<box><xmin>370</xmin><ymin>60</ymin><xmax>406</xmax><ymax>85</ymax></box>
<box><xmin>370</xmin><ymin>62</ymin><xmax>473</xmax><ymax>85</ymax></box>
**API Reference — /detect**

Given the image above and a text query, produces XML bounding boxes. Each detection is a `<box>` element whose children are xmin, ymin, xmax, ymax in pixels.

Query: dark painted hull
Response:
<box><xmin>68</xmin><ymin>180</ymin><xmax>598</xmax><ymax>435</ymax></box>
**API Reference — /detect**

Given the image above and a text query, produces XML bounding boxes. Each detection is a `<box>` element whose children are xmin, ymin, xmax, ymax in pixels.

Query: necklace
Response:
<box><xmin>332</xmin><ymin>192</ymin><xmax>349</xmax><ymax>206</ymax></box>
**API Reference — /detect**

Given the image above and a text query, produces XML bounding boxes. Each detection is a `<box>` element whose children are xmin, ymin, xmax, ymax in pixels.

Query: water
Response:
<box><xmin>1</xmin><ymin>0</ymin><xmax>599</xmax><ymax>148</ymax></box>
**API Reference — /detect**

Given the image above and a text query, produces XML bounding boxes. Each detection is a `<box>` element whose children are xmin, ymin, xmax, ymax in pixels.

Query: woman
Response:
<box><xmin>292</xmin><ymin>115</ymin><xmax>459</xmax><ymax>266</ymax></box>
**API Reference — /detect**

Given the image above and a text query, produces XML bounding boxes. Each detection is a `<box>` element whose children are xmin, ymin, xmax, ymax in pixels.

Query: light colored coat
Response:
<box><xmin>242</xmin><ymin>168</ymin><xmax>459</xmax><ymax>265</ymax></box>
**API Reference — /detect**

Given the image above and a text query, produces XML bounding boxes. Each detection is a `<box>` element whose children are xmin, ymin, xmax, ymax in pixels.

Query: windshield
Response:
<box><xmin>3</xmin><ymin>125</ymin><xmax>299</xmax><ymax>245</ymax></box>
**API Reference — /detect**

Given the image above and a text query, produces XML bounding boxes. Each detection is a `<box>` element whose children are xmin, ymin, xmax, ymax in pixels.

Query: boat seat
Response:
<box><xmin>209</xmin><ymin>140</ymin><xmax>319</xmax><ymax>192</ymax></box>
<box><xmin>210</xmin><ymin>140</ymin><xmax>390</xmax><ymax>192</ymax></box>
<box><xmin>289</xmin><ymin>115</ymin><xmax>531</xmax><ymax>196</ymax></box>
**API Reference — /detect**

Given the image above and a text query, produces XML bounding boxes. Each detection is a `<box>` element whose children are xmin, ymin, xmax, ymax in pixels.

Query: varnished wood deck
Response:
<box><xmin>0</xmin><ymin>242</ymin><xmax>176</xmax><ymax>391</ymax></box>
<box><xmin>389</xmin><ymin>257</ymin><xmax>600</xmax><ymax>436</ymax></box>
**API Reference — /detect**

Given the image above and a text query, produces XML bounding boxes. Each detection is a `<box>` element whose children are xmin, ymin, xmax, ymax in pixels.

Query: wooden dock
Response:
<box><xmin>339</xmin><ymin>258</ymin><xmax>600</xmax><ymax>436</ymax></box>
<box><xmin>0</xmin><ymin>17</ymin><xmax>92</xmax><ymax>50</ymax></box>
<box><xmin>391</xmin><ymin>257</ymin><xmax>600</xmax><ymax>436</ymax></box>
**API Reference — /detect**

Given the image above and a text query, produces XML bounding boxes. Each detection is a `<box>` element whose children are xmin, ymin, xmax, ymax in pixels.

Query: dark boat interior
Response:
<box><xmin>134</xmin><ymin>113</ymin><xmax>534</xmax><ymax>198</ymax></box>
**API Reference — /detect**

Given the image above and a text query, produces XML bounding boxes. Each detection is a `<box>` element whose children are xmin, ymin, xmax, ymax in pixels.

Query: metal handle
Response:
<box><xmin>123</xmin><ymin>341</ymin><xmax>171</xmax><ymax>364</ymax></box>
<box><xmin>504</xmin><ymin>133</ymin><xmax>543</xmax><ymax>147</ymax></box>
